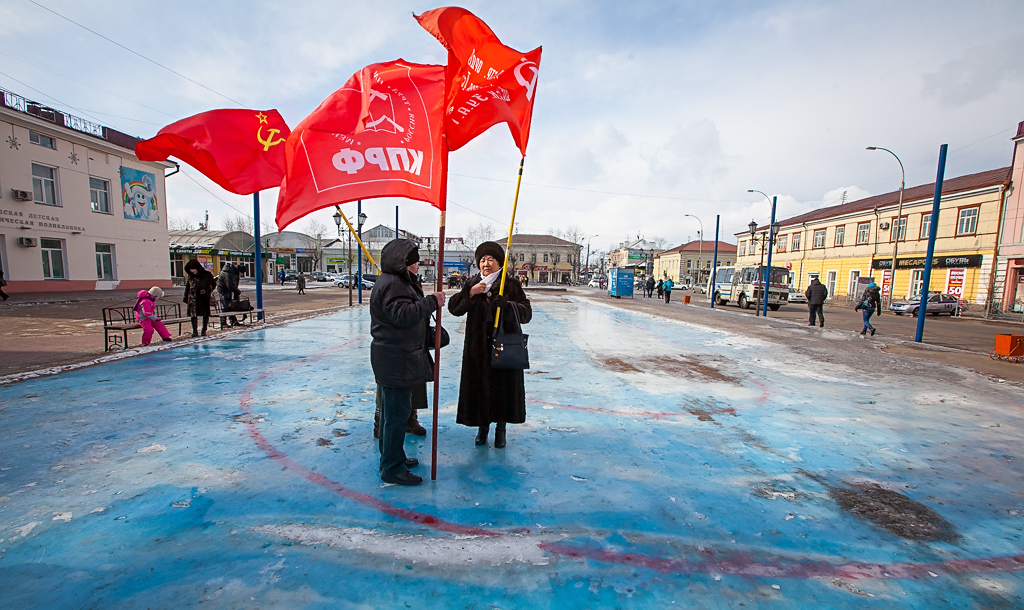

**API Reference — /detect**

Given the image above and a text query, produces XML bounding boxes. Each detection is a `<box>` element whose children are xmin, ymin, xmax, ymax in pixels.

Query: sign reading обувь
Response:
<box><xmin>872</xmin><ymin>254</ymin><xmax>984</xmax><ymax>270</ymax></box>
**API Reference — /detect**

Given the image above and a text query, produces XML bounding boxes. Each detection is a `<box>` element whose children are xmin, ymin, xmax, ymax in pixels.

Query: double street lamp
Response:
<box><xmin>747</xmin><ymin>189</ymin><xmax>779</xmax><ymax>317</ymax></box>
<box><xmin>333</xmin><ymin>210</ymin><xmax>353</xmax><ymax>307</ymax></box>
<box><xmin>867</xmin><ymin>146</ymin><xmax>905</xmax><ymax>303</ymax></box>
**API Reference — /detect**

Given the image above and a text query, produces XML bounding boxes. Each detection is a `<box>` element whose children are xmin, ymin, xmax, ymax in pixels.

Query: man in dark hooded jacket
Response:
<box><xmin>370</xmin><ymin>239</ymin><xmax>445</xmax><ymax>486</ymax></box>
<box><xmin>805</xmin><ymin>277</ymin><xmax>828</xmax><ymax>327</ymax></box>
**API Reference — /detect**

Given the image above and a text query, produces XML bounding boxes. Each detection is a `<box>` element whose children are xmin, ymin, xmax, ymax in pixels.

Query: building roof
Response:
<box><xmin>741</xmin><ymin>166</ymin><xmax>1012</xmax><ymax>234</ymax></box>
<box><xmin>655</xmin><ymin>240</ymin><xmax>737</xmax><ymax>257</ymax></box>
<box><xmin>169</xmin><ymin>230</ymin><xmax>254</xmax><ymax>251</ymax></box>
<box><xmin>1</xmin><ymin>87</ymin><xmax>145</xmax><ymax>152</ymax></box>
<box><xmin>510</xmin><ymin>234</ymin><xmax>580</xmax><ymax>247</ymax></box>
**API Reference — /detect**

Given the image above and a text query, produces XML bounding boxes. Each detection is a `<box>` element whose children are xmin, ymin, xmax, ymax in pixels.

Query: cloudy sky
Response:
<box><xmin>2</xmin><ymin>0</ymin><xmax>1022</xmax><ymax>254</ymax></box>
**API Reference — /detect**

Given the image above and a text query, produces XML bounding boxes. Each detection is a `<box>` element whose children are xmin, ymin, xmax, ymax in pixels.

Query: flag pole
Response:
<box><xmin>430</xmin><ymin>140</ymin><xmax>449</xmax><ymax>482</ymax></box>
<box><xmin>334</xmin><ymin>205</ymin><xmax>381</xmax><ymax>274</ymax></box>
<box><xmin>493</xmin><ymin>156</ymin><xmax>526</xmax><ymax>330</ymax></box>
<box><xmin>253</xmin><ymin>191</ymin><xmax>264</xmax><ymax>321</ymax></box>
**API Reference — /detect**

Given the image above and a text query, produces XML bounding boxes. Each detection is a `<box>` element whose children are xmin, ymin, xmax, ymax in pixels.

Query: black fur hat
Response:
<box><xmin>474</xmin><ymin>241</ymin><xmax>505</xmax><ymax>267</ymax></box>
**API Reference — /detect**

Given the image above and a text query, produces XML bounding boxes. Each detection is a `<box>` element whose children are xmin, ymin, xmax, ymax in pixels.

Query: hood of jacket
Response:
<box><xmin>137</xmin><ymin>289</ymin><xmax>152</xmax><ymax>299</ymax></box>
<box><xmin>379</xmin><ymin>239</ymin><xmax>417</xmax><ymax>282</ymax></box>
<box><xmin>184</xmin><ymin>258</ymin><xmax>212</xmax><ymax>276</ymax></box>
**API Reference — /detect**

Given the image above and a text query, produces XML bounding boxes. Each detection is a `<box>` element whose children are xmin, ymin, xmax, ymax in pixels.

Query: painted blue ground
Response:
<box><xmin>1</xmin><ymin>295</ymin><xmax>1022</xmax><ymax>608</ymax></box>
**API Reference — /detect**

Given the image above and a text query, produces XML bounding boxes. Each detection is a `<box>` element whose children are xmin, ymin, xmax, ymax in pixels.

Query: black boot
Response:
<box><xmin>201</xmin><ymin>317</ymin><xmax>208</xmax><ymax>337</ymax></box>
<box><xmin>494</xmin><ymin>423</ymin><xmax>506</xmax><ymax>448</ymax></box>
<box><xmin>373</xmin><ymin>404</ymin><xmax>381</xmax><ymax>439</ymax></box>
<box><xmin>190</xmin><ymin>318</ymin><xmax>199</xmax><ymax>337</ymax></box>
<box><xmin>475</xmin><ymin>424</ymin><xmax>489</xmax><ymax>446</ymax></box>
<box><xmin>406</xmin><ymin>410</ymin><xmax>427</xmax><ymax>436</ymax></box>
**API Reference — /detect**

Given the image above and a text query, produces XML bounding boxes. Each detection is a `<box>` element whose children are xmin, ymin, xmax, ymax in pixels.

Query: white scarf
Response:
<box><xmin>481</xmin><ymin>271</ymin><xmax>500</xmax><ymax>292</ymax></box>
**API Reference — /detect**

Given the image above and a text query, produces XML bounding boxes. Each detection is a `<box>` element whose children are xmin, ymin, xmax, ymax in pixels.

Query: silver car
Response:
<box><xmin>787</xmin><ymin>289</ymin><xmax>807</xmax><ymax>304</ymax></box>
<box><xmin>890</xmin><ymin>292</ymin><xmax>959</xmax><ymax>316</ymax></box>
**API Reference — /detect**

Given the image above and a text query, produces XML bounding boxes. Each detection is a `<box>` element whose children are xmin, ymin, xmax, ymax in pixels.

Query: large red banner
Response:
<box><xmin>275</xmin><ymin>60</ymin><xmax>447</xmax><ymax>230</ymax></box>
<box><xmin>416</xmin><ymin>7</ymin><xmax>541</xmax><ymax>155</ymax></box>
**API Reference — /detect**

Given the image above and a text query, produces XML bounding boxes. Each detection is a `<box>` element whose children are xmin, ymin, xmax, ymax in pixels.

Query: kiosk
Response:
<box><xmin>609</xmin><ymin>267</ymin><xmax>634</xmax><ymax>298</ymax></box>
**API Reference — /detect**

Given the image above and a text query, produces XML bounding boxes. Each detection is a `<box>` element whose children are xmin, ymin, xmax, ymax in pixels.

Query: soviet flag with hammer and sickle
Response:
<box><xmin>136</xmin><ymin>109</ymin><xmax>290</xmax><ymax>196</ymax></box>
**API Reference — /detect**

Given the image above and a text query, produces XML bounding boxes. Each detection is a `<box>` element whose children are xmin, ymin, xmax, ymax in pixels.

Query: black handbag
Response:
<box><xmin>490</xmin><ymin>301</ymin><xmax>529</xmax><ymax>370</ymax></box>
<box><xmin>427</xmin><ymin>325</ymin><xmax>450</xmax><ymax>349</ymax></box>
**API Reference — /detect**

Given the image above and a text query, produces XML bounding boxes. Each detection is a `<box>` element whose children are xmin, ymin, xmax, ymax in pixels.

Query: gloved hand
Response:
<box><xmin>493</xmin><ymin>295</ymin><xmax>509</xmax><ymax>310</ymax></box>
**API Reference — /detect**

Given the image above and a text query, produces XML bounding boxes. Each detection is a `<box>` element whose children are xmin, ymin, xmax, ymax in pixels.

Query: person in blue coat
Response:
<box><xmin>663</xmin><ymin>277</ymin><xmax>675</xmax><ymax>303</ymax></box>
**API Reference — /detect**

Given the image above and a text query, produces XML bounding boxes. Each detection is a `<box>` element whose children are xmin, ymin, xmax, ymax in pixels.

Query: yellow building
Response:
<box><xmin>654</xmin><ymin>240</ymin><xmax>737</xmax><ymax>285</ymax></box>
<box><xmin>508</xmin><ymin>234</ymin><xmax>581</xmax><ymax>285</ymax></box>
<box><xmin>736</xmin><ymin>167</ymin><xmax>1010</xmax><ymax>304</ymax></box>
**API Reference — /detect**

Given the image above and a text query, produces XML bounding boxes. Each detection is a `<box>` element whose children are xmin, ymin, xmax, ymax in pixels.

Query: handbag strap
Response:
<box><xmin>492</xmin><ymin>298</ymin><xmax>522</xmax><ymax>341</ymax></box>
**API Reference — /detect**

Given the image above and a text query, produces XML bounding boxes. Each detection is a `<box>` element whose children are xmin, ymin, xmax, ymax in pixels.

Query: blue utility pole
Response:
<box><xmin>711</xmin><ymin>215</ymin><xmax>719</xmax><ymax>309</ymax></box>
<box><xmin>915</xmin><ymin>144</ymin><xmax>948</xmax><ymax>343</ymax></box>
<box><xmin>357</xmin><ymin>199</ymin><xmax>363</xmax><ymax>305</ymax></box>
<box><xmin>761</xmin><ymin>196</ymin><xmax>777</xmax><ymax>317</ymax></box>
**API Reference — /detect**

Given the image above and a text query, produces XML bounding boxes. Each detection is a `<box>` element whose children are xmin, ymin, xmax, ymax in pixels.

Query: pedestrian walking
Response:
<box><xmin>217</xmin><ymin>263</ymin><xmax>242</xmax><ymax>327</ymax></box>
<box><xmin>645</xmin><ymin>276</ymin><xmax>655</xmax><ymax>298</ymax></box>
<box><xmin>278</xmin><ymin>268</ymin><xmax>286</xmax><ymax>285</ymax></box>
<box><xmin>856</xmin><ymin>281</ymin><xmax>882</xmax><ymax>336</ymax></box>
<box><xmin>663</xmin><ymin>277</ymin><xmax>674</xmax><ymax>303</ymax></box>
<box><xmin>0</xmin><ymin>269</ymin><xmax>8</xmax><ymax>301</ymax></box>
<box><xmin>448</xmin><ymin>241</ymin><xmax>532</xmax><ymax>448</ymax></box>
<box><xmin>182</xmin><ymin>259</ymin><xmax>215</xmax><ymax>337</ymax></box>
<box><xmin>805</xmin><ymin>277</ymin><xmax>828</xmax><ymax>327</ymax></box>
<box><xmin>369</xmin><ymin>239</ymin><xmax>445</xmax><ymax>486</ymax></box>
<box><xmin>133</xmin><ymin>287</ymin><xmax>172</xmax><ymax>345</ymax></box>
<box><xmin>656</xmin><ymin>279</ymin><xmax>663</xmax><ymax>299</ymax></box>
<box><xmin>296</xmin><ymin>272</ymin><xmax>306</xmax><ymax>295</ymax></box>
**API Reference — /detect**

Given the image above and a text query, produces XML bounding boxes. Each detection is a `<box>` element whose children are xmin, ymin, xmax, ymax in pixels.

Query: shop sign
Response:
<box><xmin>326</xmin><ymin>257</ymin><xmax>345</xmax><ymax>264</ymax></box>
<box><xmin>946</xmin><ymin>268</ymin><xmax>966</xmax><ymax>298</ymax></box>
<box><xmin>627</xmin><ymin>248</ymin><xmax>646</xmax><ymax>262</ymax></box>
<box><xmin>872</xmin><ymin>254</ymin><xmax>983</xmax><ymax>270</ymax></box>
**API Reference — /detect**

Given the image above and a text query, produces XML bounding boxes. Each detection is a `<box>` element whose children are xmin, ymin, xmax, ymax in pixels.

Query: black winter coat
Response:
<box><xmin>369</xmin><ymin>240</ymin><xmax>439</xmax><ymax>388</ymax></box>
<box><xmin>217</xmin><ymin>264</ymin><xmax>241</xmax><ymax>297</ymax></box>
<box><xmin>183</xmin><ymin>259</ymin><xmax>216</xmax><ymax>317</ymax></box>
<box><xmin>857</xmin><ymin>286</ymin><xmax>882</xmax><ymax>315</ymax></box>
<box><xmin>448</xmin><ymin>274</ymin><xmax>532</xmax><ymax>426</ymax></box>
<box><xmin>805</xmin><ymin>280</ymin><xmax>828</xmax><ymax>305</ymax></box>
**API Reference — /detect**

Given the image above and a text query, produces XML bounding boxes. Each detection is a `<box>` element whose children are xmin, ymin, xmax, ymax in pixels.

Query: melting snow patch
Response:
<box><xmin>136</xmin><ymin>444</ymin><xmax>166</xmax><ymax>453</ymax></box>
<box><xmin>52</xmin><ymin>512</ymin><xmax>72</xmax><ymax>522</ymax></box>
<box><xmin>254</xmin><ymin>524</ymin><xmax>558</xmax><ymax>567</ymax></box>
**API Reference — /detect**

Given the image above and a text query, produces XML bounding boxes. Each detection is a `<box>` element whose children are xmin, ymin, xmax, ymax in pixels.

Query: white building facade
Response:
<box><xmin>0</xmin><ymin>89</ymin><xmax>173</xmax><ymax>293</ymax></box>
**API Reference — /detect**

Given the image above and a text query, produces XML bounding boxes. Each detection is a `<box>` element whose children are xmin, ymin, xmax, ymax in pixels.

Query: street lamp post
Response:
<box><xmin>683</xmin><ymin>214</ymin><xmax>703</xmax><ymax>290</ymax></box>
<box><xmin>333</xmin><ymin>210</ymin><xmax>353</xmax><ymax>307</ymax></box>
<box><xmin>357</xmin><ymin>204</ymin><xmax>367</xmax><ymax>304</ymax></box>
<box><xmin>748</xmin><ymin>190</ymin><xmax>779</xmax><ymax>317</ymax></box>
<box><xmin>867</xmin><ymin>146</ymin><xmax>905</xmax><ymax>303</ymax></box>
<box><xmin>584</xmin><ymin>235</ymin><xmax>598</xmax><ymax>281</ymax></box>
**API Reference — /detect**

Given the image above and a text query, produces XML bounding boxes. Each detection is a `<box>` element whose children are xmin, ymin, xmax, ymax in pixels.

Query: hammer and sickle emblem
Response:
<box><xmin>257</xmin><ymin>126</ymin><xmax>285</xmax><ymax>152</ymax></box>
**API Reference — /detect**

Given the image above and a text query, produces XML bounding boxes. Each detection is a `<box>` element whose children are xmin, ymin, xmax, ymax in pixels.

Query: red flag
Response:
<box><xmin>135</xmin><ymin>109</ymin><xmax>290</xmax><ymax>195</ymax></box>
<box><xmin>415</xmin><ymin>6</ymin><xmax>541</xmax><ymax>155</ymax></box>
<box><xmin>275</xmin><ymin>60</ymin><xmax>446</xmax><ymax>230</ymax></box>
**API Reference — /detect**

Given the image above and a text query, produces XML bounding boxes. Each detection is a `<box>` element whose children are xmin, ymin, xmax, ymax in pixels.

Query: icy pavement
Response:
<box><xmin>1</xmin><ymin>294</ymin><xmax>1022</xmax><ymax>608</ymax></box>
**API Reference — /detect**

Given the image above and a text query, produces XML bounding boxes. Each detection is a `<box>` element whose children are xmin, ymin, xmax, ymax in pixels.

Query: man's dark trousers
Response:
<box><xmin>378</xmin><ymin>385</ymin><xmax>413</xmax><ymax>476</ymax></box>
<box><xmin>809</xmin><ymin>304</ymin><xmax>824</xmax><ymax>326</ymax></box>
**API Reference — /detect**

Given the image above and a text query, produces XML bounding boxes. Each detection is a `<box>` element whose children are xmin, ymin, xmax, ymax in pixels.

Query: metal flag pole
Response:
<box><xmin>494</xmin><ymin>157</ymin><xmax>526</xmax><ymax>330</ymax></box>
<box><xmin>253</xmin><ymin>192</ymin><xmax>264</xmax><ymax>320</ymax></box>
<box><xmin>915</xmin><ymin>144</ymin><xmax>948</xmax><ymax>343</ymax></box>
<box><xmin>430</xmin><ymin>140</ymin><xmax>450</xmax><ymax>482</ymax></box>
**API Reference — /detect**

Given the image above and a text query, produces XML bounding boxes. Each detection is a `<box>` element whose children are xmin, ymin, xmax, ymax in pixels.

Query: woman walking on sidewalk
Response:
<box><xmin>856</xmin><ymin>281</ymin><xmax>882</xmax><ymax>336</ymax></box>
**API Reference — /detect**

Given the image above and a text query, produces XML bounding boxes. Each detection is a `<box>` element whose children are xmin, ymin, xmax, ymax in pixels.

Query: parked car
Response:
<box><xmin>588</xmin><ymin>278</ymin><xmax>603</xmax><ymax>288</ymax></box>
<box><xmin>282</xmin><ymin>269</ymin><xmax>299</xmax><ymax>282</ymax></box>
<box><xmin>787</xmin><ymin>289</ymin><xmax>807</xmax><ymax>304</ymax></box>
<box><xmin>334</xmin><ymin>274</ymin><xmax>375</xmax><ymax>289</ymax></box>
<box><xmin>890</xmin><ymin>292</ymin><xmax>960</xmax><ymax>316</ymax></box>
<box><xmin>308</xmin><ymin>271</ymin><xmax>331</xmax><ymax>282</ymax></box>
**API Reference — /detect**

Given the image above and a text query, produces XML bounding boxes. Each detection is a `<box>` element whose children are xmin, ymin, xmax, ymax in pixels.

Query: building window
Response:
<box><xmin>892</xmin><ymin>217</ymin><xmax>907</xmax><ymax>242</ymax></box>
<box><xmin>856</xmin><ymin>222</ymin><xmax>870</xmax><ymax>244</ymax></box>
<box><xmin>32</xmin><ymin>163</ymin><xmax>59</xmax><ymax>206</ymax></box>
<box><xmin>95</xmin><ymin>244</ymin><xmax>115</xmax><ymax>280</ymax></box>
<box><xmin>41</xmin><ymin>238</ymin><xmax>66</xmax><ymax>279</ymax></box>
<box><xmin>519</xmin><ymin>253</ymin><xmax>524</xmax><ymax>262</ymax></box>
<box><xmin>848</xmin><ymin>270</ymin><xmax>860</xmax><ymax>295</ymax></box>
<box><xmin>791</xmin><ymin>233</ymin><xmax>801</xmax><ymax>251</ymax></box>
<box><xmin>686</xmin><ymin>259</ymin><xmax>692</xmax><ymax>269</ymax></box>
<box><xmin>910</xmin><ymin>270</ymin><xmax>924</xmax><ymax>297</ymax></box>
<box><xmin>739</xmin><ymin>241</ymin><xmax>747</xmax><ymax>256</ymax></box>
<box><xmin>776</xmin><ymin>235</ymin><xmax>787</xmax><ymax>252</ymax></box>
<box><xmin>834</xmin><ymin>226</ymin><xmax>845</xmax><ymax>247</ymax></box>
<box><xmin>543</xmin><ymin>253</ymin><xmax>549</xmax><ymax>263</ymax></box>
<box><xmin>920</xmin><ymin>213</ymin><xmax>931</xmax><ymax>239</ymax></box>
<box><xmin>90</xmin><ymin>177</ymin><xmax>110</xmax><ymax>213</ymax></box>
<box><xmin>826</xmin><ymin>271</ymin><xmax>837</xmax><ymax>297</ymax></box>
<box><xmin>957</xmin><ymin>207</ymin><xmax>979</xmax><ymax>235</ymax></box>
<box><xmin>29</xmin><ymin>132</ymin><xmax>56</xmax><ymax>149</ymax></box>
<box><xmin>812</xmin><ymin>229</ymin><xmax>826</xmax><ymax>249</ymax></box>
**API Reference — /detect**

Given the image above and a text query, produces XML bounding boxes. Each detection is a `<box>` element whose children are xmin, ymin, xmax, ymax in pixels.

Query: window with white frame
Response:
<box><xmin>95</xmin><ymin>243</ymin><xmax>115</xmax><ymax>280</ymax></box>
<box><xmin>543</xmin><ymin>253</ymin><xmax>549</xmax><ymax>263</ymax></box>
<box><xmin>920</xmin><ymin>213</ymin><xmax>931</xmax><ymax>239</ymax></box>
<box><xmin>856</xmin><ymin>222</ymin><xmax>870</xmax><ymax>244</ymax></box>
<box><xmin>518</xmin><ymin>253</ymin><xmax>524</xmax><ymax>262</ymax></box>
<box><xmin>739</xmin><ymin>241</ymin><xmax>747</xmax><ymax>256</ymax></box>
<box><xmin>892</xmin><ymin>217</ymin><xmax>907</xmax><ymax>242</ymax></box>
<box><xmin>834</xmin><ymin>226</ymin><xmax>845</xmax><ymax>246</ymax></box>
<box><xmin>29</xmin><ymin>131</ymin><xmax>55</xmax><ymax>149</ymax></box>
<box><xmin>776</xmin><ymin>235</ymin><xmax>787</xmax><ymax>252</ymax></box>
<box><xmin>90</xmin><ymin>177</ymin><xmax>110</xmax><ymax>213</ymax></box>
<box><xmin>848</xmin><ymin>270</ymin><xmax>860</xmax><ymax>295</ymax></box>
<box><xmin>41</xmin><ymin>238</ymin><xmax>66</xmax><ymax>279</ymax></box>
<box><xmin>826</xmin><ymin>271</ymin><xmax>837</xmax><ymax>297</ymax></box>
<box><xmin>956</xmin><ymin>207</ymin><xmax>979</xmax><ymax>235</ymax></box>
<box><xmin>910</xmin><ymin>270</ymin><xmax>924</xmax><ymax>297</ymax></box>
<box><xmin>812</xmin><ymin>229</ymin><xmax>826</xmax><ymax>249</ymax></box>
<box><xmin>32</xmin><ymin>163</ymin><xmax>59</xmax><ymax>206</ymax></box>
<box><xmin>792</xmin><ymin>233</ymin><xmax>801</xmax><ymax>251</ymax></box>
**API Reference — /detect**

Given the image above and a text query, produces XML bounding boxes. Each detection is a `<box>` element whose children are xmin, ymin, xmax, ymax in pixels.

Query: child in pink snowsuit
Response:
<box><xmin>134</xmin><ymin>287</ymin><xmax>172</xmax><ymax>345</ymax></box>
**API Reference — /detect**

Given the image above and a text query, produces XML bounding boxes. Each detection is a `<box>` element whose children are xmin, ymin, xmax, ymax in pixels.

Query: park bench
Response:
<box><xmin>211</xmin><ymin>296</ymin><xmax>266</xmax><ymax>330</ymax></box>
<box><xmin>102</xmin><ymin>302</ymin><xmax>191</xmax><ymax>352</ymax></box>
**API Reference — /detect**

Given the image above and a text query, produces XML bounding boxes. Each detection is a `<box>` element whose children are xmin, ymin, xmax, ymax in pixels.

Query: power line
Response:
<box><xmin>178</xmin><ymin>169</ymin><xmax>251</xmax><ymax>221</ymax></box>
<box><xmin>449</xmin><ymin>172</ymin><xmax>744</xmax><ymax>203</ymax></box>
<box><xmin>28</xmin><ymin>0</ymin><xmax>244</xmax><ymax>108</ymax></box>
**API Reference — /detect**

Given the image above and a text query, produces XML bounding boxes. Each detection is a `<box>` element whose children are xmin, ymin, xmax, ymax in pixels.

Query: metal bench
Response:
<box><xmin>102</xmin><ymin>303</ymin><xmax>190</xmax><ymax>352</ymax></box>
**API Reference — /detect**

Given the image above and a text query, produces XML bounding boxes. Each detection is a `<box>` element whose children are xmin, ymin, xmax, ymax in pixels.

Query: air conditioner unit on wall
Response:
<box><xmin>878</xmin><ymin>221</ymin><xmax>890</xmax><ymax>230</ymax></box>
<box><xmin>17</xmin><ymin>237</ymin><xmax>38</xmax><ymax>247</ymax></box>
<box><xmin>11</xmin><ymin>189</ymin><xmax>32</xmax><ymax>201</ymax></box>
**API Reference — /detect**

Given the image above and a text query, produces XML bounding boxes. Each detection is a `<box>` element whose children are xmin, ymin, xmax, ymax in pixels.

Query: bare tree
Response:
<box><xmin>168</xmin><ymin>214</ymin><xmax>195</xmax><ymax>231</ymax></box>
<box><xmin>465</xmin><ymin>222</ymin><xmax>496</xmax><ymax>246</ymax></box>
<box><xmin>301</xmin><ymin>219</ymin><xmax>329</xmax><ymax>271</ymax></box>
<box><xmin>223</xmin><ymin>214</ymin><xmax>254</xmax><ymax>234</ymax></box>
<box><xmin>648</xmin><ymin>236</ymin><xmax>670</xmax><ymax>250</ymax></box>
